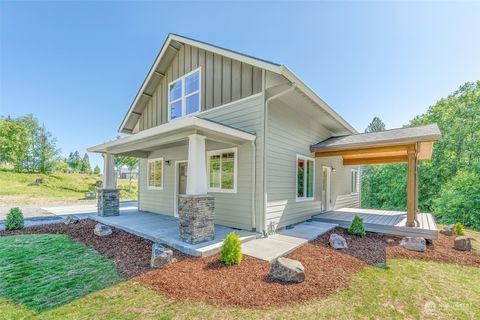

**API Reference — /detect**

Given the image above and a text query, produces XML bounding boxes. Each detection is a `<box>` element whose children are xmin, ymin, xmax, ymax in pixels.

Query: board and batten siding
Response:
<box><xmin>138</xmin><ymin>94</ymin><xmax>265</xmax><ymax>231</ymax></box>
<box><xmin>265</xmin><ymin>99</ymin><xmax>360</xmax><ymax>231</ymax></box>
<box><xmin>138</xmin><ymin>44</ymin><xmax>263</xmax><ymax>131</ymax></box>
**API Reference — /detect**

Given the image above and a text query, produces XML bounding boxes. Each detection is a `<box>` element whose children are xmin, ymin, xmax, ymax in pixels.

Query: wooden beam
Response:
<box><xmin>406</xmin><ymin>148</ymin><xmax>417</xmax><ymax>227</ymax></box>
<box><xmin>343</xmin><ymin>155</ymin><xmax>408</xmax><ymax>165</ymax></box>
<box><xmin>314</xmin><ymin>144</ymin><xmax>412</xmax><ymax>158</ymax></box>
<box><xmin>417</xmin><ymin>141</ymin><xmax>434</xmax><ymax>160</ymax></box>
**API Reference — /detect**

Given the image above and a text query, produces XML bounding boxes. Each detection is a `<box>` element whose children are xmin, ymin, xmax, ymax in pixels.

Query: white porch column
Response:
<box><xmin>102</xmin><ymin>153</ymin><xmax>116</xmax><ymax>189</ymax></box>
<box><xmin>186</xmin><ymin>134</ymin><xmax>208</xmax><ymax>195</ymax></box>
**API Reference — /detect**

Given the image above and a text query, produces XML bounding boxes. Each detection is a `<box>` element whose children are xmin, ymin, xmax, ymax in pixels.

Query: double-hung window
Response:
<box><xmin>296</xmin><ymin>154</ymin><xmax>315</xmax><ymax>201</ymax></box>
<box><xmin>168</xmin><ymin>68</ymin><xmax>201</xmax><ymax>121</ymax></box>
<box><xmin>147</xmin><ymin>158</ymin><xmax>163</xmax><ymax>190</ymax></box>
<box><xmin>351</xmin><ymin>169</ymin><xmax>359</xmax><ymax>193</ymax></box>
<box><xmin>207</xmin><ymin>148</ymin><xmax>237</xmax><ymax>193</ymax></box>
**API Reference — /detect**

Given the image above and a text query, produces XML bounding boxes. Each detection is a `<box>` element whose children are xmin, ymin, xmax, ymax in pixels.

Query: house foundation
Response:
<box><xmin>97</xmin><ymin>189</ymin><xmax>120</xmax><ymax>217</ymax></box>
<box><xmin>178</xmin><ymin>194</ymin><xmax>215</xmax><ymax>244</ymax></box>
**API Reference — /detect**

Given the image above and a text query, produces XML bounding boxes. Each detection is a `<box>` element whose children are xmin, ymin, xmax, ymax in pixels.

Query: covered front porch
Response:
<box><xmin>311</xmin><ymin>124</ymin><xmax>443</xmax><ymax>240</ymax></box>
<box><xmin>88</xmin><ymin>116</ymin><xmax>257</xmax><ymax>244</ymax></box>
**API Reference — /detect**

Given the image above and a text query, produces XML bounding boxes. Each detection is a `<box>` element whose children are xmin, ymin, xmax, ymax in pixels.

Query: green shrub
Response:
<box><xmin>348</xmin><ymin>215</ymin><xmax>366</xmax><ymax>237</ymax></box>
<box><xmin>6</xmin><ymin>207</ymin><xmax>24</xmax><ymax>230</ymax></box>
<box><xmin>219</xmin><ymin>232</ymin><xmax>242</xmax><ymax>265</ymax></box>
<box><xmin>454</xmin><ymin>222</ymin><xmax>466</xmax><ymax>236</ymax></box>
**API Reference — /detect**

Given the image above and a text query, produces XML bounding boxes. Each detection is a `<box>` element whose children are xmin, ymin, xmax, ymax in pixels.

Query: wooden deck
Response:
<box><xmin>312</xmin><ymin>207</ymin><xmax>438</xmax><ymax>240</ymax></box>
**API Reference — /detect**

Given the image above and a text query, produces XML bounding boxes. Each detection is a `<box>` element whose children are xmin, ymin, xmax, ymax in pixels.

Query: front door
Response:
<box><xmin>321</xmin><ymin>166</ymin><xmax>331</xmax><ymax>212</ymax></box>
<box><xmin>175</xmin><ymin>161</ymin><xmax>188</xmax><ymax>217</ymax></box>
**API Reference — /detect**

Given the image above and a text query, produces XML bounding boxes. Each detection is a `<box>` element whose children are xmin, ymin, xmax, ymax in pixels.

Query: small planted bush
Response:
<box><xmin>348</xmin><ymin>215</ymin><xmax>366</xmax><ymax>237</ymax></box>
<box><xmin>454</xmin><ymin>222</ymin><xmax>466</xmax><ymax>236</ymax></box>
<box><xmin>6</xmin><ymin>207</ymin><xmax>24</xmax><ymax>230</ymax></box>
<box><xmin>219</xmin><ymin>232</ymin><xmax>242</xmax><ymax>265</ymax></box>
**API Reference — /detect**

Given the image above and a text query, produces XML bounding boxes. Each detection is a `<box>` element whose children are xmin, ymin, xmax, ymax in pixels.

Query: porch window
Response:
<box><xmin>207</xmin><ymin>148</ymin><xmax>237</xmax><ymax>193</ymax></box>
<box><xmin>147</xmin><ymin>158</ymin><xmax>163</xmax><ymax>190</ymax></box>
<box><xmin>168</xmin><ymin>68</ymin><xmax>201</xmax><ymax>121</ymax></box>
<box><xmin>351</xmin><ymin>169</ymin><xmax>359</xmax><ymax>193</ymax></box>
<box><xmin>296</xmin><ymin>155</ymin><xmax>315</xmax><ymax>201</ymax></box>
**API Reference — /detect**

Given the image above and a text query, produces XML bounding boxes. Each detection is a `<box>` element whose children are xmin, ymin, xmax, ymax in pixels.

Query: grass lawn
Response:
<box><xmin>0</xmin><ymin>234</ymin><xmax>123</xmax><ymax>311</ymax></box>
<box><xmin>0</xmin><ymin>259</ymin><xmax>479</xmax><ymax>319</ymax></box>
<box><xmin>0</xmin><ymin>168</ymin><xmax>137</xmax><ymax>205</ymax></box>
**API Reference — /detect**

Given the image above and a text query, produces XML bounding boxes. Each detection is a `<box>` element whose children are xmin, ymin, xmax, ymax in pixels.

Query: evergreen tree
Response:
<box><xmin>68</xmin><ymin>151</ymin><xmax>82</xmax><ymax>172</ymax></box>
<box><xmin>364</xmin><ymin>116</ymin><xmax>386</xmax><ymax>133</ymax></box>
<box><xmin>93</xmin><ymin>165</ymin><xmax>101</xmax><ymax>175</ymax></box>
<box><xmin>81</xmin><ymin>153</ymin><xmax>92</xmax><ymax>174</ymax></box>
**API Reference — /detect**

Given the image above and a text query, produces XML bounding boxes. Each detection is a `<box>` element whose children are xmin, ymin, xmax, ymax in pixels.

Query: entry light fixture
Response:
<box><xmin>165</xmin><ymin>160</ymin><xmax>171</xmax><ymax>166</ymax></box>
<box><xmin>331</xmin><ymin>167</ymin><xmax>337</xmax><ymax>172</ymax></box>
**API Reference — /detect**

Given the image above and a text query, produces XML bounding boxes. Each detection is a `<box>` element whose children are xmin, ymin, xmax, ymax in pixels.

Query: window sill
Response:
<box><xmin>147</xmin><ymin>186</ymin><xmax>163</xmax><ymax>191</ymax></box>
<box><xmin>296</xmin><ymin>197</ymin><xmax>315</xmax><ymax>202</ymax></box>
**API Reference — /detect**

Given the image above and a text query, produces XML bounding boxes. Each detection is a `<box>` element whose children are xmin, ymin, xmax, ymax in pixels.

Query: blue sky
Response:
<box><xmin>1</xmin><ymin>1</ymin><xmax>479</xmax><ymax>170</ymax></box>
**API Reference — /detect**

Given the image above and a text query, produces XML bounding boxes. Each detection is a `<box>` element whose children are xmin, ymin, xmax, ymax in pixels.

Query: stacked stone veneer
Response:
<box><xmin>178</xmin><ymin>194</ymin><xmax>215</xmax><ymax>244</ymax></box>
<box><xmin>97</xmin><ymin>189</ymin><xmax>119</xmax><ymax>217</ymax></box>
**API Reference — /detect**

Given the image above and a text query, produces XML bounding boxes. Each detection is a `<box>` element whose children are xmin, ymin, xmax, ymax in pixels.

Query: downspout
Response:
<box><xmin>263</xmin><ymin>83</ymin><xmax>297</xmax><ymax>235</ymax></box>
<box><xmin>251</xmin><ymin>140</ymin><xmax>256</xmax><ymax>231</ymax></box>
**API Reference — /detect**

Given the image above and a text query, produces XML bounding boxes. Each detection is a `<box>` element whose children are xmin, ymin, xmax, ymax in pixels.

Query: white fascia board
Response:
<box><xmin>280</xmin><ymin>66</ymin><xmax>358</xmax><ymax>134</ymax></box>
<box><xmin>89</xmin><ymin>116</ymin><xmax>256</xmax><ymax>153</ymax></box>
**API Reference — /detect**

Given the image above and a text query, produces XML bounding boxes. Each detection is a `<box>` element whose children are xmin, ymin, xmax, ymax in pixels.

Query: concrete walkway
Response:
<box><xmin>242</xmin><ymin>220</ymin><xmax>338</xmax><ymax>262</ymax></box>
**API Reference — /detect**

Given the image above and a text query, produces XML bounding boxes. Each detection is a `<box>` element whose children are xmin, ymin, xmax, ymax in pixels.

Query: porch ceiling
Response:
<box><xmin>87</xmin><ymin>116</ymin><xmax>255</xmax><ymax>158</ymax></box>
<box><xmin>310</xmin><ymin>124</ymin><xmax>442</xmax><ymax>165</ymax></box>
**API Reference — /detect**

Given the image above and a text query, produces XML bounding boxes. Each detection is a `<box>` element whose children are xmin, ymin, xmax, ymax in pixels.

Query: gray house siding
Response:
<box><xmin>265</xmin><ymin>99</ymin><xmax>360</xmax><ymax>231</ymax></box>
<box><xmin>138</xmin><ymin>94</ymin><xmax>265</xmax><ymax>231</ymax></box>
<box><xmin>138</xmin><ymin>44</ymin><xmax>263</xmax><ymax>131</ymax></box>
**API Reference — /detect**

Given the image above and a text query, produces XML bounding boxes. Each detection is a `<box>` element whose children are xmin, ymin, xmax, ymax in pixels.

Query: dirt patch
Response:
<box><xmin>134</xmin><ymin>241</ymin><xmax>366</xmax><ymax>308</ymax></box>
<box><xmin>0</xmin><ymin>219</ymin><xmax>188</xmax><ymax>278</ymax></box>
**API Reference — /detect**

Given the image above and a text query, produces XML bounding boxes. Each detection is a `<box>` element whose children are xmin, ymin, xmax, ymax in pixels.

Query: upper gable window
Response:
<box><xmin>168</xmin><ymin>68</ymin><xmax>201</xmax><ymax>121</ymax></box>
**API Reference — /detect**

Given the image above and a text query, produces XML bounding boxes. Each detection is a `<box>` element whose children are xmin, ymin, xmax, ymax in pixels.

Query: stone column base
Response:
<box><xmin>178</xmin><ymin>194</ymin><xmax>215</xmax><ymax>244</ymax></box>
<box><xmin>97</xmin><ymin>189</ymin><xmax>119</xmax><ymax>217</ymax></box>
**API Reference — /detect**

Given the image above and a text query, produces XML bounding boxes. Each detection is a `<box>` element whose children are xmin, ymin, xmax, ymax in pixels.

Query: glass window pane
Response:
<box><xmin>221</xmin><ymin>152</ymin><xmax>235</xmax><ymax>190</ymax></box>
<box><xmin>148</xmin><ymin>162</ymin><xmax>154</xmax><ymax>186</ymax></box>
<box><xmin>185</xmin><ymin>71</ymin><xmax>199</xmax><ymax>95</ymax></box>
<box><xmin>154</xmin><ymin>161</ymin><xmax>162</xmax><ymax>187</ymax></box>
<box><xmin>297</xmin><ymin>159</ymin><xmax>305</xmax><ymax>197</ymax></box>
<box><xmin>209</xmin><ymin>155</ymin><xmax>220</xmax><ymax>188</ymax></box>
<box><xmin>170</xmin><ymin>100</ymin><xmax>182</xmax><ymax>120</ymax></box>
<box><xmin>169</xmin><ymin>81</ymin><xmax>182</xmax><ymax>101</ymax></box>
<box><xmin>186</xmin><ymin>94</ymin><xmax>199</xmax><ymax>115</ymax></box>
<box><xmin>306</xmin><ymin>160</ymin><xmax>314</xmax><ymax>198</ymax></box>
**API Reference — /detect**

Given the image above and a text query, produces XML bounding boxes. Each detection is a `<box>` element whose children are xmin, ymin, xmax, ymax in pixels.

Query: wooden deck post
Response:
<box><xmin>406</xmin><ymin>146</ymin><xmax>417</xmax><ymax>227</ymax></box>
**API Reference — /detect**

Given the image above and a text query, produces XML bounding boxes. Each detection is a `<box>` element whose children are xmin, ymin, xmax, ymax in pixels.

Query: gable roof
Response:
<box><xmin>119</xmin><ymin>33</ymin><xmax>357</xmax><ymax>134</ymax></box>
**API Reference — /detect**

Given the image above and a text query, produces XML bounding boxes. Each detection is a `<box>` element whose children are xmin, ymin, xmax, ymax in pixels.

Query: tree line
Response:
<box><xmin>361</xmin><ymin>81</ymin><xmax>480</xmax><ymax>230</ymax></box>
<box><xmin>0</xmin><ymin>114</ymin><xmax>100</xmax><ymax>174</ymax></box>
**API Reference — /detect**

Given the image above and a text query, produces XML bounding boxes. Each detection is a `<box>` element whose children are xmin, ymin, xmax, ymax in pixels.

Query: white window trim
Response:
<box><xmin>167</xmin><ymin>67</ymin><xmax>202</xmax><ymax>122</ymax></box>
<box><xmin>296</xmin><ymin>154</ymin><xmax>315</xmax><ymax>202</ymax></box>
<box><xmin>147</xmin><ymin>157</ymin><xmax>164</xmax><ymax>190</ymax></box>
<box><xmin>351</xmin><ymin>168</ymin><xmax>359</xmax><ymax>194</ymax></box>
<box><xmin>206</xmin><ymin>147</ymin><xmax>238</xmax><ymax>193</ymax></box>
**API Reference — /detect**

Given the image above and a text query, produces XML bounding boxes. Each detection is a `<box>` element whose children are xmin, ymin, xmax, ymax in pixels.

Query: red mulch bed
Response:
<box><xmin>0</xmin><ymin>219</ymin><xmax>188</xmax><ymax>278</ymax></box>
<box><xmin>2</xmin><ymin>221</ymin><xmax>479</xmax><ymax>308</ymax></box>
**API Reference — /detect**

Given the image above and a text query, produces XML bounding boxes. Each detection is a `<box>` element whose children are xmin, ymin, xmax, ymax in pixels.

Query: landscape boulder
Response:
<box><xmin>329</xmin><ymin>233</ymin><xmax>348</xmax><ymax>249</ymax></box>
<box><xmin>400</xmin><ymin>237</ymin><xmax>426</xmax><ymax>252</ymax></box>
<box><xmin>454</xmin><ymin>236</ymin><xmax>472</xmax><ymax>251</ymax></box>
<box><xmin>440</xmin><ymin>224</ymin><xmax>455</xmax><ymax>236</ymax></box>
<box><xmin>94</xmin><ymin>223</ymin><xmax>112</xmax><ymax>236</ymax></box>
<box><xmin>269</xmin><ymin>257</ymin><xmax>305</xmax><ymax>283</ymax></box>
<box><xmin>151</xmin><ymin>243</ymin><xmax>175</xmax><ymax>268</ymax></box>
<box><xmin>63</xmin><ymin>216</ymin><xmax>80</xmax><ymax>225</ymax></box>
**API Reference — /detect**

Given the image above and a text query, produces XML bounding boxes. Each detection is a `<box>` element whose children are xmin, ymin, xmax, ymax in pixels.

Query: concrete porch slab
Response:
<box><xmin>242</xmin><ymin>221</ymin><xmax>337</xmax><ymax>262</ymax></box>
<box><xmin>88</xmin><ymin>209</ymin><xmax>257</xmax><ymax>257</ymax></box>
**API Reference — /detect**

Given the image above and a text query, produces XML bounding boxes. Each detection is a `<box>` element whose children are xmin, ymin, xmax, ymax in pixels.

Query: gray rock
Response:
<box><xmin>269</xmin><ymin>257</ymin><xmax>305</xmax><ymax>283</ymax></box>
<box><xmin>329</xmin><ymin>233</ymin><xmax>348</xmax><ymax>249</ymax></box>
<box><xmin>440</xmin><ymin>224</ymin><xmax>455</xmax><ymax>236</ymax></box>
<box><xmin>63</xmin><ymin>216</ymin><xmax>80</xmax><ymax>225</ymax></box>
<box><xmin>400</xmin><ymin>237</ymin><xmax>426</xmax><ymax>252</ymax></box>
<box><xmin>454</xmin><ymin>236</ymin><xmax>472</xmax><ymax>251</ymax></box>
<box><xmin>94</xmin><ymin>223</ymin><xmax>112</xmax><ymax>236</ymax></box>
<box><xmin>151</xmin><ymin>243</ymin><xmax>174</xmax><ymax>268</ymax></box>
